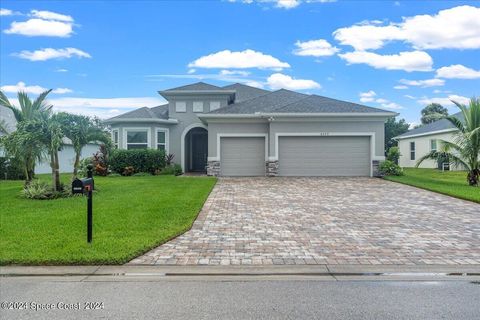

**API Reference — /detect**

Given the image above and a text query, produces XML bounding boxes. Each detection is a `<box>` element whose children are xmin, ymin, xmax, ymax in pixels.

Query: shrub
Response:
<box><xmin>132</xmin><ymin>172</ymin><xmax>150</xmax><ymax>177</ymax></box>
<box><xmin>0</xmin><ymin>157</ymin><xmax>25</xmax><ymax>180</ymax></box>
<box><xmin>122</xmin><ymin>166</ymin><xmax>135</xmax><ymax>176</ymax></box>
<box><xmin>165</xmin><ymin>153</ymin><xmax>175</xmax><ymax>165</ymax></box>
<box><xmin>109</xmin><ymin>149</ymin><xmax>166</xmax><ymax>174</ymax></box>
<box><xmin>22</xmin><ymin>180</ymin><xmax>69</xmax><ymax>200</ymax></box>
<box><xmin>92</xmin><ymin>145</ymin><xmax>109</xmax><ymax>176</ymax></box>
<box><xmin>159</xmin><ymin>164</ymin><xmax>183</xmax><ymax>176</ymax></box>
<box><xmin>78</xmin><ymin>157</ymin><xmax>94</xmax><ymax>177</ymax></box>
<box><xmin>379</xmin><ymin>160</ymin><xmax>404</xmax><ymax>176</ymax></box>
<box><xmin>386</xmin><ymin>147</ymin><xmax>401</xmax><ymax>164</ymax></box>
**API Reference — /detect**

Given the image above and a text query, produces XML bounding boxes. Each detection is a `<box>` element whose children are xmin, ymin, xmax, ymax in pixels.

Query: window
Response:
<box><xmin>175</xmin><ymin>101</ymin><xmax>186</xmax><ymax>112</ymax></box>
<box><xmin>156</xmin><ymin>130</ymin><xmax>167</xmax><ymax>151</ymax></box>
<box><xmin>410</xmin><ymin>142</ymin><xmax>415</xmax><ymax>160</ymax></box>
<box><xmin>210</xmin><ymin>101</ymin><xmax>221</xmax><ymax>111</ymax></box>
<box><xmin>126</xmin><ymin>130</ymin><xmax>148</xmax><ymax>150</ymax></box>
<box><xmin>112</xmin><ymin>130</ymin><xmax>119</xmax><ymax>149</ymax></box>
<box><xmin>193</xmin><ymin>101</ymin><xmax>204</xmax><ymax>113</ymax></box>
<box><xmin>430</xmin><ymin>139</ymin><xmax>437</xmax><ymax>152</ymax></box>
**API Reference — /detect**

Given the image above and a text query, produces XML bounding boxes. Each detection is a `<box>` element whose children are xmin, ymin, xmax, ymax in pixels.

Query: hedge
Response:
<box><xmin>109</xmin><ymin>149</ymin><xmax>166</xmax><ymax>175</ymax></box>
<box><xmin>0</xmin><ymin>157</ymin><xmax>26</xmax><ymax>180</ymax></box>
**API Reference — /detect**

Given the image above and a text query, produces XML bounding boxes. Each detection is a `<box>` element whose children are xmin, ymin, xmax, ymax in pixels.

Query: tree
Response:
<box><xmin>416</xmin><ymin>97</ymin><xmax>480</xmax><ymax>186</ymax></box>
<box><xmin>385</xmin><ymin>117</ymin><xmax>409</xmax><ymax>152</ymax></box>
<box><xmin>420</xmin><ymin>103</ymin><xmax>449</xmax><ymax>125</ymax></box>
<box><xmin>0</xmin><ymin>90</ymin><xmax>52</xmax><ymax>182</ymax></box>
<box><xmin>55</xmin><ymin>112</ymin><xmax>111</xmax><ymax>177</ymax></box>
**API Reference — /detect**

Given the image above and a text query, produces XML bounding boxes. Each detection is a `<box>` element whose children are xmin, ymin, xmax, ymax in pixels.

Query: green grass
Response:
<box><xmin>0</xmin><ymin>174</ymin><xmax>216</xmax><ymax>265</ymax></box>
<box><xmin>384</xmin><ymin>168</ymin><xmax>480</xmax><ymax>203</ymax></box>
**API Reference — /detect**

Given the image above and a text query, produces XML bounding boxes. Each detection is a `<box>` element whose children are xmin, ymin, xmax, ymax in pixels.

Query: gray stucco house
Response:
<box><xmin>105</xmin><ymin>82</ymin><xmax>396</xmax><ymax>177</ymax></box>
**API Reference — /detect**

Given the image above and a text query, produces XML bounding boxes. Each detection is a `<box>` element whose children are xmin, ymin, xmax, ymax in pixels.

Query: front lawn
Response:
<box><xmin>384</xmin><ymin>168</ymin><xmax>479</xmax><ymax>203</ymax></box>
<box><xmin>0</xmin><ymin>175</ymin><xmax>216</xmax><ymax>265</ymax></box>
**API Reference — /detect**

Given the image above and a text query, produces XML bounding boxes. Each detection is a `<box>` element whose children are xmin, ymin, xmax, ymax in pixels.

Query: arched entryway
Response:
<box><xmin>184</xmin><ymin>127</ymin><xmax>208</xmax><ymax>173</ymax></box>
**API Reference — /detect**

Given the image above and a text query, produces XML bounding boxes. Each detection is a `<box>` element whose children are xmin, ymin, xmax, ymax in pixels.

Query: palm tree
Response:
<box><xmin>55</xmin><ymin>112</ymin><xmax>111</xmax><ymax>177</ymax></box>
<box><xmin>0</xmin><ymin>90</ymin><xmax>53</xmax><ymax>182</ymax></box>
<box><xmin>416</xmin><ymin>97</ymin><xmax>480</xmax><ymax>186</ymax></box>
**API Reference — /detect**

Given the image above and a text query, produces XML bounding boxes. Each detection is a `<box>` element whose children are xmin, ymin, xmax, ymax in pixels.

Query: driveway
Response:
<box><xmin>130</xmin><ymin>177</ymin><xmax>480</xmax><ymax>265</ymax></box>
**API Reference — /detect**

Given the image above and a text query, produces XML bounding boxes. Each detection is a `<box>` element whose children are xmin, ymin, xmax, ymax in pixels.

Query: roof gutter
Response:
<box><xmin>104</xmin><ymin>118</ymin><xmax>179</xmax><ymax>124</ymax></box>
<box><xmin>198</xmin><ymin>112</ymin><xmax>398</xmax><ymax>119</ymax></box>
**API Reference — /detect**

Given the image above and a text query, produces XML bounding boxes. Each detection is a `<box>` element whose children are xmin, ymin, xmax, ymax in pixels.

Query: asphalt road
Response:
<box><xmin>1</xmin><ymin>277</ymin><xmax>479</xmax><ymax>320</ymax></box>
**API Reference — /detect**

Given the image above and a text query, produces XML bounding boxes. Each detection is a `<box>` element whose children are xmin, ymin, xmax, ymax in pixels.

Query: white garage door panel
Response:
<box><xmin>279</xmin><ymin>136</ymin><xmax>370</xmax><ymax>176</ymax></box>
<box><xmin>220</xmin><ymin>137</ymin><xmax>265</xmax><ymax>176</ymax></box>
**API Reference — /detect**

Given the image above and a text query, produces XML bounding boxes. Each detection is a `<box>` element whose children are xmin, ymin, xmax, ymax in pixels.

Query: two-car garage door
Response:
<box><xmin>278</xmin><ymin>136</ymin><xmax>370</xmax><ymax>176</ymax></box>
<box><xmin>219</xmin><ymin>135</ymin><xmax>371</xmax><ymax>177</ymax></box>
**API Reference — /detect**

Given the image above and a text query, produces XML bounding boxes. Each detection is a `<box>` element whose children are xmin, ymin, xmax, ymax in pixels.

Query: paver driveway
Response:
<box><xmin>130</xmin><ymin>177</ymin><xmax>480</xmax><ymax>266</ymax></box>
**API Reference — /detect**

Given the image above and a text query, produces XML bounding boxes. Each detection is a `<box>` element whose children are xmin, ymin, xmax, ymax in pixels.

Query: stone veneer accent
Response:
<box><xmin>207</xmin><ymin>161</ymin><xmax>221</xmax><ymax>176</ymax></box>
<box><xmin>266</xmin><ymin>160</ymin><xmax>279</xmax><ymax>177</ymax></box>
<box><xmin>372</xmin><ymin>160</ymin><xmax>381</xmax><ymax>177</ymax></box>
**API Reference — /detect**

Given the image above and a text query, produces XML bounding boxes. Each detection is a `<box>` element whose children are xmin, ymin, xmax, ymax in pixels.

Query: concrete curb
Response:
<box><xmin>2</xmin><ymin>264</ymin><xmax>480</xmax><ymax>277</ymax></box>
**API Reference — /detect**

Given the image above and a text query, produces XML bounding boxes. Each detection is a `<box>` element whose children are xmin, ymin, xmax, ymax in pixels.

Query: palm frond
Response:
<box><xmin>32</xmin><ymin>89</ymin><xmax>53</xmax><ymax>113</ymax></box>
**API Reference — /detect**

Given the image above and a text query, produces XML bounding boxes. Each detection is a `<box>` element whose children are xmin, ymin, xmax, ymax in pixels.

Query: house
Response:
<box><xmin>0</xmin><ymin>105</ymin><xmax>100</xmax><ymax>174</ymax></box>
<box><xmin>105</xmin><ymin>82</ymin><xmax>396</xmax><ymax>177</ymax></box>
<box><xmin>395</xmin><ymin>112</ymin><xmax>462</xmax><ymax>170</ymax></box>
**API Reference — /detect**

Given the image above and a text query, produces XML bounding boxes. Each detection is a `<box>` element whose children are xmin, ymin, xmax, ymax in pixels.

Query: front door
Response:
<box><xmin>191</xmin><ymin>132</ymin><xmax>207</xmax><ymax>172</ymax></box>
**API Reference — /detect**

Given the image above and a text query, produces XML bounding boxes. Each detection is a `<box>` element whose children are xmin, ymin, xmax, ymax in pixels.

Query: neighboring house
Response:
<box><xmin>395</xmin><ymin>112</ymin><xmax>463</xmax><ymax>170</ymax></box>
<box><xmin>0</xmin><ymin>105</ymin><xmax>100</xmax><ymax>174</ymax></box>
<box><xmin>105</xmin><ymin>82</ymin><xmax>396</xmax><ymax>177</ymax></box>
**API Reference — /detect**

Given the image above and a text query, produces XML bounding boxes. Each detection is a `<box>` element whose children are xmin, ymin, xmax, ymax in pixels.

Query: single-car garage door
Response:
<box><xmin>278</xmin><ymin>136</ymin><xmax>370</xmax><ymax>176</ymax></box>
<box><xmin>220</xmin><ymin>137</ymin><xmax>265</xmax><ymax>176</ymax></box>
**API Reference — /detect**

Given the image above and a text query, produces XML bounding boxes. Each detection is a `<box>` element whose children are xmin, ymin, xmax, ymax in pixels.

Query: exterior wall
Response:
<box><xmin>398</xmin><ymin>131</ymin><xmax>460</xmax><ymax>169</ymax></box>
<box><xmin>35</xmin><ymin>144</ymin><xmax>100</xmax><ymax>174</ymax></box>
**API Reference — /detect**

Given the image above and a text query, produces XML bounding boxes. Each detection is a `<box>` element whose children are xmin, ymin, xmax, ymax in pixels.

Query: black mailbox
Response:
<box><xmin>72</xmin><ymin>178</ymin><xmax>84</xmax><ymax>194</ymax></box>
<box><xmin>71</xmin><ymin>178</ymin><xmax>93</xmax><ymax>194</ymax></box>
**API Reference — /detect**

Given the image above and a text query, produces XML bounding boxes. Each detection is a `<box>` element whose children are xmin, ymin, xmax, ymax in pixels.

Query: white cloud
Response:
<box><xmin>55</xmin><ymin>68</ymin><xmax>68</xmax><ymax>72</ymax></box>
<box><xmin>52</xmin><ymin>88</ymin><xmax>73</xmax><ymax>94</ymax></box>
<box><xmin>14</xmin><ymin>48</ymin><xmax>91</xmax><ymax>61</ymax></box>
<box><xmin>359</xmin><ymin>90</ymin><xmax>376</xmax><ymax>102</ymax></box>
<box><xmin>276</xmin><ymin>0</ymin><xmax>300</xmax><ymax>9</ymax></box>
<box><xmin>220</xmin><ymin>70</ymin><xmax>251</xmax><ymax>76</ymax></box>
<box><xmin>380</xmin><ymin>102</ymin><xmax>403</xmax><ymax>110</ymax></box>
<box><xmin>404</xmin><ymin>95</ymin><xmax>416</xmax><ymax>99</ymax></box>
<box><xmin>188</xmin><ymin>49</ymin><xmax>290</xmax><ymax>70</ymax></box>
<box><xmin>266</xmin><ymin>73</ymin><xmax>321</xmax><ymax>90</ymax></box>
<box><xmin>375</xmin><ymin>98</ymin><xmax>388</xmax><ymax>104</ymax></box>
<box><xmin>436</xmin><ymin>64</ymin><xmax>480</xmax><ymax>79</ymax></box>
<box><xmin>1</xmin><ymin>82</ymin><xmax>72</xmax><ymax>95</ymax></box>
<box><xmin>293</xmin><ymin>39</ymin><xmax>340</xmax><ymax>57</ymax></box>
<box><xmin>30</xmin><ymin>10</ymin><xmax>73</xmax><ymax>22</ymax></box>
<box><xmin>333</xmin><ymin>5</ymin><xmax>480</xmax><ymax>50</ymax></box>
<box><xmin>1</xmin><ymin>8</ymin><xmax>13</xmax><ymax>16</ymax></box>
<box><xmin>417</xmin><ymin>94</ymin><xmax>470</xmax><ymax>107</ymax></box>
<box><xmin>399</xmin><ymin>78</ymin><xmax>445</xmax><ymax>87</ymax></box>
<box><xmin>4</xmin><ymin>18</ymin><xmax>73</xmax><ymax>37</ymax></box>
<box><xmin>338</xmin><ymin>50</ymin><xmax>433</xmax><ymax>72</ymax></box>
<box><xmin>187</xmin><ymin>69</ymin><xmax>196</xmax><ymax>74</ymax></box>
<box><xmin>394</xmin><ymin>85</ymin><xmax>408</xmax><ymax>90</ymax></box>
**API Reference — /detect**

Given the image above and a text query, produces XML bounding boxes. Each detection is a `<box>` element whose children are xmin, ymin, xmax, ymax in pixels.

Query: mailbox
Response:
<box><xmin>71</xmin><ymin>178</ymin><xmax>93</xmax><ymax>194</ymax></box>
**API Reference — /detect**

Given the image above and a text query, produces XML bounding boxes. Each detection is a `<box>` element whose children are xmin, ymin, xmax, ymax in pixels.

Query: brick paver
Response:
<box><xmin>129</xmin><ymin>177</ymin><xmax>480</xmax><ymax>265</ymax></box>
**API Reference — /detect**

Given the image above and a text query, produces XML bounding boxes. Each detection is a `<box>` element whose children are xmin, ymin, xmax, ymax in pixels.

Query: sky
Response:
<box><xmin>1</xmin><ymin>0</ymin><xmax>479</xmax><ymax>126</ymax></box>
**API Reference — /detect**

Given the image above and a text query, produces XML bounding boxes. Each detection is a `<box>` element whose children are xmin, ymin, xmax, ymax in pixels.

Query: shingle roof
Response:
<box><xmin>107</xmin><ymin>104</ymin><xmax>168</xmax><ymax>121</ymax></box>
<box><xmin>396</xmin><ymin>112</ymin><xmax>463</xmax><ymax>139</ymax></box>
<box><xmin>222</xmin><ymin>83</ymin><xmax>270</xmax><ymax>103</ymax></box>
<box><xmin>275</xmin><ymin>94</ymin><xmax>392</xmax><ymax>113</ymax></box>
<box><xmin>209</xmin><ymin>89</ymin><xmax>393</xmax><ymax>114</ymax></box>
<box><xmin>163</xmin><ymin>82</ymin><xmax>225</xmax><ymax>92</ymax></box>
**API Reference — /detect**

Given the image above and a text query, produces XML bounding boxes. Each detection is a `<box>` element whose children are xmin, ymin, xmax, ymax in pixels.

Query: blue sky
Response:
<box><xmin>1</xmin><ymin>0</ymin><xmax>479</xmax><ymax>125</ymax></box>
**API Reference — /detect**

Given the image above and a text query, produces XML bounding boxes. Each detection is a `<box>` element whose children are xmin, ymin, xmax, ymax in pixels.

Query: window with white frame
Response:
<box><xmin>112</xmin><ymin>130</ymin><xmax>119</xmax><ymax>149</ymax></box>
<box><xmin>175</xmin><ymin>101</ymin><xmax>186</xmax><ymax>112</ymax></box>
<box><xmin>126</xmin><ymin>129</ymin><xmax>149</xmax><ymax>150</ymax></box>
<box><xmin>193</xmin><ymin>101</ymin><xmax>204</xmax><ymax>113</ymax></box>
<box><xmin>156</xmin><ymin>130</ymin><xmax>167</xmax><ymax>151</ymax></box>
<box><xmin>210</xmin><ymin>101</ymin><xmax>221</xmax><ymax>111</ymax></box>
<box><xmin>430</xmin><ymin>139</ymin><xmax>437</xmax><ymax>152</ymax></box>
<box><xmin>410</xmin><ymin>142</ymin><xmax>415</xmax><ymax>160</ymax></box>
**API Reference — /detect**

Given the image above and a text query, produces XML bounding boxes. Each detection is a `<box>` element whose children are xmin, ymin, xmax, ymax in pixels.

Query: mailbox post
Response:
<box><xmin>71</xmin><ymin>164</ymin><xmax>94</xmax><ymax>243</ymax></box>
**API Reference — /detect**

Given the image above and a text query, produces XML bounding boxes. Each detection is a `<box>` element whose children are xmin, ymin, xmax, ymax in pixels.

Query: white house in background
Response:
<box><xmin>395</xmin><ymin>112</ymin><xmax>463</xmax><ymax>170</ymax></box>
<box><xmin>0</xmin><ymin>106</ymin><xmax>100</xmax><ymax>174</ymax></box>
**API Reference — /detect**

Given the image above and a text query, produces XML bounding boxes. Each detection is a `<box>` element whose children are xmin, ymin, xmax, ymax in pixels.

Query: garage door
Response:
<box><xmin>220</xmin><ymin>137</ymin><xmax>265</xmax><ymax>176</ymax></box>
<box><xmin>278</xmin><ymin>136</ymin><xmax>370</xmax><ymax>176</ymax></box>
